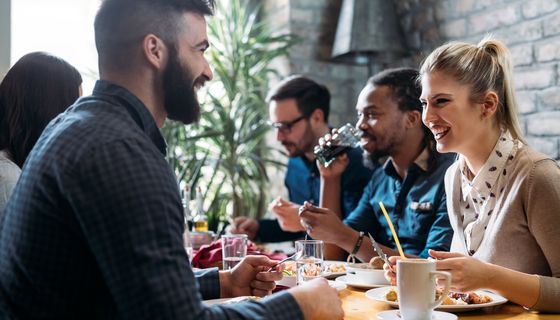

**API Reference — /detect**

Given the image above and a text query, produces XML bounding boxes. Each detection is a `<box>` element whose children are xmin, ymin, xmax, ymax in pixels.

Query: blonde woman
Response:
<box><xmin>386</xmin><ymin>38</ymin><xmax>560</xmax><ymax>312</ymax></box>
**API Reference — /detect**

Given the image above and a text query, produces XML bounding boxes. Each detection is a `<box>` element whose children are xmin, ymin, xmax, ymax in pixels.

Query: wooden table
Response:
<box><xmin>341</xmin><ymin>286</ymin><xmax>559</xmax><ymax>320</ymax></box>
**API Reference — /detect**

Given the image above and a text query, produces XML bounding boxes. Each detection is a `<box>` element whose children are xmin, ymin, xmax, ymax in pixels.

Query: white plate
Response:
<box><xmin>328</xmin><ymin>280</ymin><xmax>347</xmax><ymax>292</ymax></box>
<box><xmin>377</xmin><ymin>310</ymin><xmax>457</xmax><ymax>320</ymax></box>
<box><xmin>335</xmin><ymin>275</ymin><xmax>390</xmax><ymax>289</ymax></box>
<box><xmin>365</xmin><ymin>287</ymin><xmax>508</xmax><ymax>312</ymax></box>
<box><xmin>203</xmin><ymin>296</ymin><xmax>261</xmax><ymax>306</ymax></box>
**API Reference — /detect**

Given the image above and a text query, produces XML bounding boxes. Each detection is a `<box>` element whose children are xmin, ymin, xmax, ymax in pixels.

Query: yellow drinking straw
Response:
<box><xmin>379</xmin><ymin>201</ymin><xmax>406</xmax><ymax>259</ymax></box>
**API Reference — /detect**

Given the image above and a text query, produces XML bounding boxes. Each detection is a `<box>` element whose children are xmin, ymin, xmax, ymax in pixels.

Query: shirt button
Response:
<box><xmin>310</xmin><ymin>173</ymin><xmax>316</xmax><ymax>178</ymax></box>
<box><xmin>309</xmin><ymin>199</ymin><xmax>314</xmax><ymax>204</ymax></box>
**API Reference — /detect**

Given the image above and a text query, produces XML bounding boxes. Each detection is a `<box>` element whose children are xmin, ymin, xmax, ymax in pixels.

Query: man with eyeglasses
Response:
<box><xmin>231</xmin><ymin>75</ymin><xmax>373</xmax><ymax>245</ymax></box>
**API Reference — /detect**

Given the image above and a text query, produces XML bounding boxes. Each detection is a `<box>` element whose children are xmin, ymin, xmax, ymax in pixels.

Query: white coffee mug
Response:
<box><xmin>397</xmin><ymin>259</ymin><xmax>451</xmax><ymax>320</ymax></box>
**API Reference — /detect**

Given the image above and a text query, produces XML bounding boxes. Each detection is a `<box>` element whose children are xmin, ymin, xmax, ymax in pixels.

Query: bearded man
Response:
<box><xmin>0</xmin><ymin>1</ymin><xmax>343</xmax><ymax>319</ymax></box>
<box><xmin>300</xmin><ymin>68</ymin><xmax>455</xmax><ymax>261</ymax></box>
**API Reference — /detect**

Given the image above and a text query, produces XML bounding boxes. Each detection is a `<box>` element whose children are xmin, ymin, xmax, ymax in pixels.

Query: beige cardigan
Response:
<box><xmin>446</xmin><ymin>145</ymin><xmax>560</xmax><ymax>312</ymax></box>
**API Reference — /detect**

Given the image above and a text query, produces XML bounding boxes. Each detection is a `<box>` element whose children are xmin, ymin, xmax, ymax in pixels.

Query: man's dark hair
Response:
<box><xmin>267</xmin><ymin>75</ymin><xmax>330</xmax><ymax>122</ymax></box>
<box><xmin>94</xmin><ymin>0</ymin><xmax>215</xmax><ymax>72</ymax></box>
<box><xmin>0</xmin><ymin>52</ymin><xmax>82</xmax><ymax>167</ymax></box>
<box><xmin>368</xmin><ymin>68</ymin><xmax>439</xmax><ymax>170</ymax></box>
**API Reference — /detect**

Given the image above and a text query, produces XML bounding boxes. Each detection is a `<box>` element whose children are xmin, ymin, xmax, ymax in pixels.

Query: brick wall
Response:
<box><xmin>263</xmin><ymin>0</ymin><xmax>560</xmax><ymax>161</ymax></box>
<box><xmin>263</xmin><ymin>0</ymin><xmax>369</xmax><ymax>127</ymax></box>
<box><xmin>394</xmin><ymin>0</ymin><xmax>560</xmax><ymax>160</ymax></box>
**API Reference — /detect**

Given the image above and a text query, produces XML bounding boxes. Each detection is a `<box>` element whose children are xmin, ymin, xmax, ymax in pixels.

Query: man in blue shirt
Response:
<box><xmin>0</xmin><ymin>1</ymin><xmax>343</xmax><ymax>319</ymax></box>
<box><xmin>232</xmin><ymin>76</ymin><xmax>373</xmax><ymax>242</ymax></box>
<box><xmin>300</xmin><ymin>68</ymin><xmax>454</xmax><ymax>261</ymax></box>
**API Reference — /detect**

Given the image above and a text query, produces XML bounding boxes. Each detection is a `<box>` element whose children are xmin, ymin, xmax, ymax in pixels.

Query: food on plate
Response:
<box><xmin>446</xmin><ymin>290</ymin><xmax>493</xmax><ymax>305</ymax></box>
<box><xmin>326</xmin><ymin>263</ymin><xmax>346</xmax><ymax>273</ymax></box>
<box><xmin>369</xmin><ymin>256</ymin><xmax>385</xmax><ymax>269</ymax></box>
<box><xmin>282</xmin><ymin>261</ymin><xmax>297</xmax><ymax>277</ymax></box>
<box><xmin>385</xmin><ymin>287</ymin><xmax>493</xmax><ymax>305</ymax></box>
<box><xmin>224</xmin><ymin>296</ymin><xmax>261</xmax><ymax>304</ymax></box>
<box><xmin>385</xmin><ymin>287</ymin><xmax>398</xmax><ymax>302</ymax></box>
<box><xmin>348</xmin><ymin>263</ymin><xmax>375</xmax><ymax>269</ymax></box>
<box><xmin>300</xmin><ymin>262</ymin><xmax>322</xmax><ymax>277</ymax></box>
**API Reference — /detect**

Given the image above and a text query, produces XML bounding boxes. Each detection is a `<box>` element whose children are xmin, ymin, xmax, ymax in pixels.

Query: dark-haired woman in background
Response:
<box><xmin>0</xmin><ymin>52</ymin><xmax>82</xmax><ymax>212</ymax></box>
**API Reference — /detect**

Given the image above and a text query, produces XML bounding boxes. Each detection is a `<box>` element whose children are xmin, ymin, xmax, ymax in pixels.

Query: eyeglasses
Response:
<box><xmin>269</xmin><ymin>115</ymin><xmax>307</xmax><ymax>134</ymax></box>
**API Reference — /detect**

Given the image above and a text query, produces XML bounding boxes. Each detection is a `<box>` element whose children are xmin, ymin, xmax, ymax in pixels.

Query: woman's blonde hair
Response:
<box><xmin>419</xmin><ymin>36</ymin><xmax>525</xmax><ymax>143</ymax></box>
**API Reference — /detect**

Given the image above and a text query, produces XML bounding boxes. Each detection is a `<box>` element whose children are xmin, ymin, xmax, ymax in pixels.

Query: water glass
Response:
<box><xmin>295</xmin><ymin>240</ymin><xmax>324</xmax><ymax>285</ymax></box>
<box><xmin>183</xmin><ymin>228</ymin><xmax>193</xmax><ymax>263</ymax></box>
<box><xmin>221</xmin><ymin>234</ymin><xmax>248</xmax><ymax>270</ymax></box>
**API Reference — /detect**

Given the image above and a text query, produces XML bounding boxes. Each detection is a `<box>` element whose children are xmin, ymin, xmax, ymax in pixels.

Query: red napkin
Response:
<box><xmin>191</xmin><ymin>239</ymin><xmax>288</xmax><ymax>269</ymax></box>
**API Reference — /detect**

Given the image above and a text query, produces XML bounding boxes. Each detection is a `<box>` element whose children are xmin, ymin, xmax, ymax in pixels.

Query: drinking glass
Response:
<box><xmin>221</xmin><ymin>234</ymin><xmax>248</xmax><ymax>270</ymax></box>
<box><xmin>314</xmin><ymin>123</ymin><xmax>361</xmax><ymax>167</ymax></box>
<box><xmin>295</xmin><ymin>240</ymin><xmax>324</xmax><ymax>285</ymax></box>
<box><xmin>183</xmin><ymin>228</ymin><xmax>193</xmax><ymax>264</ymax></box>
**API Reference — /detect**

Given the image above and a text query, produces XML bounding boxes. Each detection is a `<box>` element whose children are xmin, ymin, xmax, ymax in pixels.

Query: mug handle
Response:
<box><xmin>429</xmin><ymin>271</ymin><xmax>451</xmax><ymax>309</ymax></box>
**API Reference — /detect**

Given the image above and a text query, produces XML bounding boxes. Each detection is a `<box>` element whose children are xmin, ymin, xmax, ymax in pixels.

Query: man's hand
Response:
<box><xmin>269</xmin><ymin>197</ymin><xmax>305</xmax><ymax>232</ymax></box>
<box><xmin>220</xmin><ymin>255</ymin><xmax>283</xmax><ymax>298</ymax></box>
<box><xmin>316</xmin><ymin>153</ymin><xmax>349</xmax><ymax>180</ymax></box>
<box><xmin>230</xmin><ymin>217</ymin><xmax>259</xmax><ymax>240</ymax></box>
<box><xmin>289</xmin><ymin>278</ymin><xmax>344</xmax><ymax>320</ymax></box>
<box><xmin>316</xmin><ymin>129</ymin><xmax>350</xmax><ymax>180</ymax></box>
<box><xmin>298</xmin><ymin>201</ymin><xmax>345</xmax><ymax>243</ymax></box>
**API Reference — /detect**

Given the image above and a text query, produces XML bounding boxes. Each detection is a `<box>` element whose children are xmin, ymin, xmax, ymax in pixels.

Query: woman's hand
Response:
<box><xmin>383</xmin><ymin>256</ymin><xmax>401</xmax><ymax>286</ymax></box>
<box><xmin>430</xmin><ymin>249</ymin><xmax>492</xmax><ymax>292</ymax></box>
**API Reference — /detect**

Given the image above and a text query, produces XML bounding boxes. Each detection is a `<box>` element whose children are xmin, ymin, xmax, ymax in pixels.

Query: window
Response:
<box><xmin>11</xmin><ymin>0</ymin><xmax>101</xmax><ymax>94</ymax></box>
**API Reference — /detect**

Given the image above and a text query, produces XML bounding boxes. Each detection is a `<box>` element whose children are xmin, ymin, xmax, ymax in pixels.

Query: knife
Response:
<box><xmin>367</xmin><ymin>232</ymin><xmax>393</xmax><ymax>268</ymax></box>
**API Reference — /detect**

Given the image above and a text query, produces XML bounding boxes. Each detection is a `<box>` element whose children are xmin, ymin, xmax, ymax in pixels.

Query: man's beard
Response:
<box><xmin>283</xmin><ymin>121</ymin><xmax>313</xmax><ymax>158</ymax></box>
<box><xmin>362</xmin><ymin>149</ymin><xmax>382</xmax><ymax>169</ymax></box>
<box><xmin>163</xmin><ymin>47</ymin><xmax>208</xmax><ymax>125</ymax></box>
<box><xmin>360</xmin><ymin>131</ymin><xmax>390</xmax><ymax>169</ymax></box>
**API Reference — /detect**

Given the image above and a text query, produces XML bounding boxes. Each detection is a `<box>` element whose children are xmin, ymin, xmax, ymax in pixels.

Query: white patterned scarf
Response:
<box><xmin>458</xmin><ymin>130</ymin><xmax>520</xmax><ymax>254</ymax></box>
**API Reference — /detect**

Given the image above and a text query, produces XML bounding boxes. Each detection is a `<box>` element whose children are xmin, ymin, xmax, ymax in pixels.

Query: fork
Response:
<box><xmin>266</xmin><ymin>250</ymin><xmax>304</xmax><ymax>272</ymax></box>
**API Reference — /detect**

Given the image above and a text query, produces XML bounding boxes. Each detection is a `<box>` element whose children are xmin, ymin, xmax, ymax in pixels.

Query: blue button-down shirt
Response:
<box><xmin>257</xmin><ymin>147</ymin><xmax>374</xmax><ymax>242</ymax></box>
<box><xmin>0</xmin><ymin>80</ymin><xmax>303</xmax><ymax>320</ymax></box>
<box><xmin>343</xmin><ymin>152</ymin><xmax>455</xmax><ymax>258</ymax></box>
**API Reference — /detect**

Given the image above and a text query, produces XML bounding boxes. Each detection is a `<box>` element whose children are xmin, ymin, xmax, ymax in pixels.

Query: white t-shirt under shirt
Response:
<box><xmin>0</xmin><ymin>149</ymin><xmax>21</xmax><ymax>213</ymax></box>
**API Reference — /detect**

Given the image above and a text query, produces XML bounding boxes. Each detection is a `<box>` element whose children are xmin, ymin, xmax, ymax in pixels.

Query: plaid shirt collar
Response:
<box><xmin>92</xmin><ymin>80</ymin><xmax>167</xmax><ymax>155</ymax></box>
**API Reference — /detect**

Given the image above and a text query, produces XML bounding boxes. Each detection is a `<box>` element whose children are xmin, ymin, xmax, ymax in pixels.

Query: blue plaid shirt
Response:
<box><xmin>257</xmin><ymin>148</ymin><xmax>374</xmax><ymax>242</ymax></box>
<box><xmin>0</xmin><ymin>80</ymin><xmax>303</xmax><ymax>320</ymax></box>
<box><xmin>344</xmin><ymin>152</ymin><xmax>455</xmax><ymax>258</ymax></box>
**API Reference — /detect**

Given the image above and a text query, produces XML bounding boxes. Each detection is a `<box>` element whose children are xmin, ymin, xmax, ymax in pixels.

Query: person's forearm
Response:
<box><xmin>486</xmin><ymin>263</ymin><xmax>540</xmax><ymax>308</ymax></box>
<box><xmin>320</xmin><ymin>176</ymin><xmax>342</xmax><ymax>218</ymax></box>
<box><xmin>331</xmin><ymin>226</ymin><xmax>376</xmax><ymax>262</ymax></box>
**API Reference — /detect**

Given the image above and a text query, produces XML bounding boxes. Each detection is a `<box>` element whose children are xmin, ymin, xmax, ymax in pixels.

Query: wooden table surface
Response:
<box><xmin>340</xmin><ymin>286</ymin><xmax>559</xmax><ymax>320</ymax></box>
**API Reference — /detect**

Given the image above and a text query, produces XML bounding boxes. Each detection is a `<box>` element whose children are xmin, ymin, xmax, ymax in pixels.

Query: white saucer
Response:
<box><xmin>335</xmin><ymin>275</ymin><xmax>389</xmax><ymax>289</ymax></box>
<box><xmin>377</xmin><ymin>310</ymin><xmax>457</xmax><ymax>320</ymax></box>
